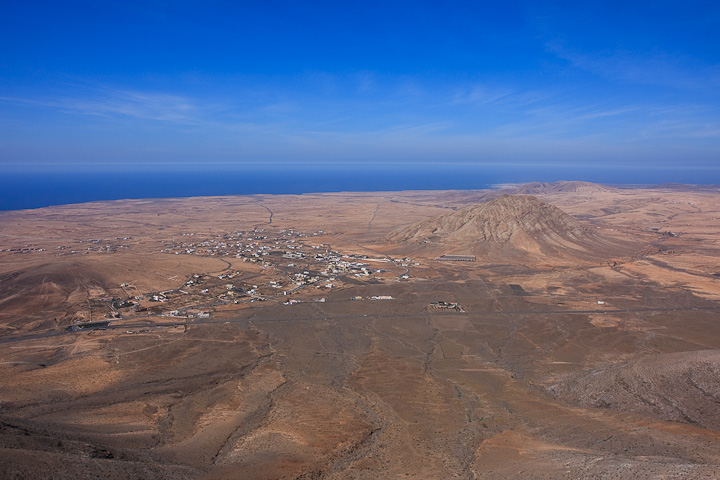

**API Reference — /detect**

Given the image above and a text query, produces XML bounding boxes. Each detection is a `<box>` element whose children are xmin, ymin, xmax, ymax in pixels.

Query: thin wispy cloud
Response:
<box><xmin>549</xmin><ymin>46</ymin><xmax>720</xmax><ymax>92</ymax></box>
<box><xmin>2</xmin><ymin>74</ymin><xmax>716</xmax><ymax>161</ymax></box>
<box><xmin>451</xmin><ymin>85</ymin><xmax>516</xmax><ymax>106</ymax></box>
<box><xmin>0</xmin><ymin>88</ymin><xmax>201</xmax><ymax>123</ymax></box>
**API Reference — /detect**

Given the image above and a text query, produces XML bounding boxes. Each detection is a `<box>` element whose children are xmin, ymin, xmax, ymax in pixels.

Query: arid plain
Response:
<box><xmin>1</xmin><ymin>181</ymin><xmax>720</xmax><ymax>479</ymax></box>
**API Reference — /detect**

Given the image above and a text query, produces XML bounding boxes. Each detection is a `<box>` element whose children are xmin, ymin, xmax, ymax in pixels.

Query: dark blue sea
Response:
<box><xmin>1</xmin><ymin>164</ymin><xmax>718</xmax><ymax>211</ymax></box>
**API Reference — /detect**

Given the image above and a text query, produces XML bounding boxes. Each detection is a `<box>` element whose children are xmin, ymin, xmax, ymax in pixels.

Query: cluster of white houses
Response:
<box><xmin>85</xmin><ymin>227</ymin><xmax>423</xmax><ymax>321</ymax></box>
<box><xmin>160</xmin><ymin>228</ymin><xmax>327</xmax><ymax>260</ymax></box>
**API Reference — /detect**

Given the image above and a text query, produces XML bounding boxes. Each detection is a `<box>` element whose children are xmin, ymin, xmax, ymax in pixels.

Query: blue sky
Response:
<box><xmin>1</xmin><ymin>0</ymin><xmax>719</xmax><ymax>171</ymax></box>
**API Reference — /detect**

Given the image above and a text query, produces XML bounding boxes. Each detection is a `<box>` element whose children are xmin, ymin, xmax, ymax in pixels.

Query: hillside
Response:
<box><xmin>388</xmin><ymin>194</ymin><xmax>629</xmax><ymax>261</ymax></box>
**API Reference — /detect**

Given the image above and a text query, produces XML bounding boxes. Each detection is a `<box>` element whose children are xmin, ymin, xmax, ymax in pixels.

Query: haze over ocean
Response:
<box><xmin>2</xmin><ymin>164</ymin><xmax>719</xmax><ymax>211</ymax></box>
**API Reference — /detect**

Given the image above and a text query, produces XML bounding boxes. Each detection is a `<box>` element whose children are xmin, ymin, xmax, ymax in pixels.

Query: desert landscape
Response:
<box><xmin>1</xmin><ymin>181</ymin><xmax>720</xmax><ymax>479</ymax></box>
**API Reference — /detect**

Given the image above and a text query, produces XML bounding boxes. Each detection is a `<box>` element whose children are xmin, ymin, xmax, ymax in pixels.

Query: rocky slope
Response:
<box><xmin>387</xmin><ymin>194</ymin><xmax>627</xmax><ymax>261</ymax></box>
<box><xmin>549</xmin><ymin>350</ymin><xmax>720</xmax><ymax>431</ymax></box>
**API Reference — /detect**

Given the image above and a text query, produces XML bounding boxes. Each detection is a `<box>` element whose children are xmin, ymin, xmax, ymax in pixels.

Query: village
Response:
<box><xmin>82</xmin><ymin>227</ymin><xmax>420</xmax><ymax>325</ymax></box>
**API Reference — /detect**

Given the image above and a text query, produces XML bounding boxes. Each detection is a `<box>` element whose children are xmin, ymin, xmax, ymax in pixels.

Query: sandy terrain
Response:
<box><xmin>1</xmin><ymin>181</ymin><xmax>719</xmax><ymax>479</ymax></box>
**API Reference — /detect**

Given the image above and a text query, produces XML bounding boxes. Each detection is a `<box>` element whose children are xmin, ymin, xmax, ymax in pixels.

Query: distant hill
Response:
<box><xmin>509</xmin><ymin>181</ymin><xmax>614</xmax><ymax>195</ymax></box>
<box><xmin>387</xmin><ymin>194</ymin><xmax>629</xmax><ymax>262</ymax></box>
<box><xmin>653</xmin><ymin>183</ymin><xmax>720</xmax><ymax>192</ymax></box>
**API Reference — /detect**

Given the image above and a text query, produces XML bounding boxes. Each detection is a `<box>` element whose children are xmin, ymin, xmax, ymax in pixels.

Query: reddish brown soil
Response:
<box><xmin>1</xmin><ymin>183</ymin><xmax>719</xmax><ymax>479</ymax></box>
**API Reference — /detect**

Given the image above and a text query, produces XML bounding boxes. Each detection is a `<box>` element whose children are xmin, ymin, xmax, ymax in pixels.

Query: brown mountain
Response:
<box><xmin>387</xmin><ymin>194</ymin><xmax>627</xmax><ymax>261</ymax></box>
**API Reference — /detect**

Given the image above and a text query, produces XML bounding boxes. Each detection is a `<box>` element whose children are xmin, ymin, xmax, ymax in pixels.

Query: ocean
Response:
<box><xmin>1</xmin><ymin>164</ymin><xmax>718</xmax><ymax>211</ymax></box>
